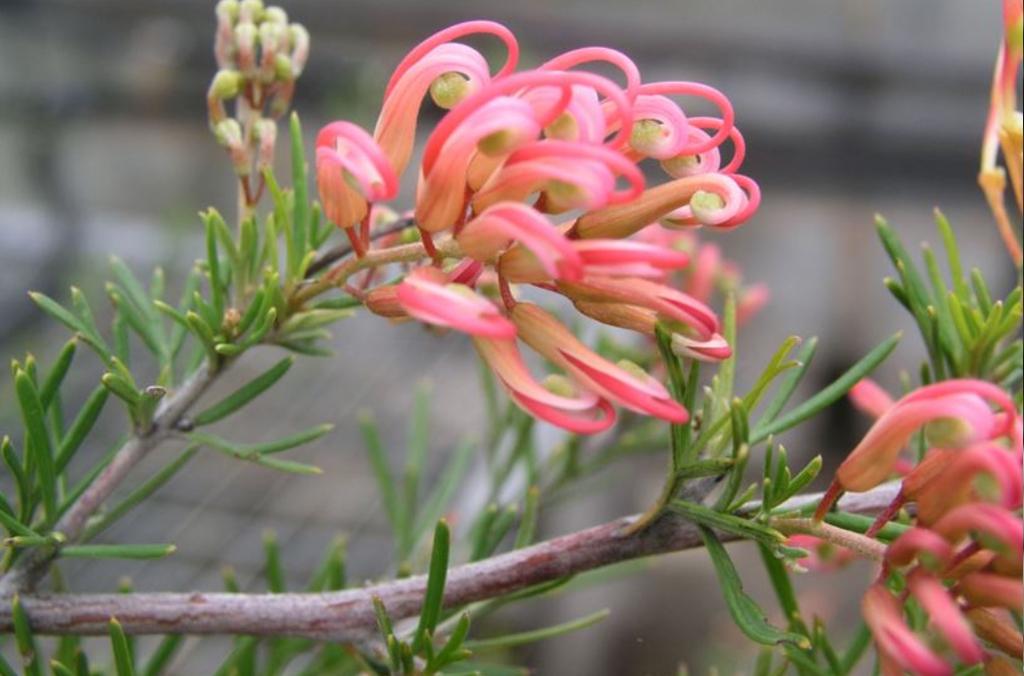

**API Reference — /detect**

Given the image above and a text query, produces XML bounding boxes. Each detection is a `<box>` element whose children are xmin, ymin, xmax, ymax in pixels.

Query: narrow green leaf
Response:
<box><xmin>413</xmin><ymin>439</ymin><xmax>475</xmax><ymax>546</ymax></box>
<box><xmin>413</xmin><ymin>520</ymin><xmax>451</xmax><ymax>654</ymax></box>
<box><xmin>250</xmin><ymin>424</ymin><xmax>334</xmax><ymax>455</ymax></box>
<box><xmin>61</xmin><ymin>544</ymin><xmax>176</xmax><ymax>559</ymax></box>
<box><xmin>14</xmin><ymin>369</ymin><xmax>57</xmax><ymax>521</ymax></box>
<box><xmin>839</xmin><ymin>622</ymin><xmax>873</xmax><ymax>674</ymax></box>
<box><xmin>202</xmin><ymin>210</ymin><xmax>225</xmax><ymax>319</ymax></box>
<box><xmin>291</xmin><ymin>112</ymin><xmax>310</xmax><ymax>254</ymax></box>
<box><xmin>307</xmin><ymin>536</ymin><xmax>347</xmax><ymax>592</ymax></box>
<box><xmin>28</xmin><ymin>292</ymin><xmax>104</xmax><ymax>360</ymax></box>
<box><xmin>40</xmin><ymin>339</ymin><xmax>77</xmax><ymax>411</ymax></box>
<box><xmin>757</xmin><ymin>543</ymin><xmax>809</xmax><ymax>639</ymax></box>
<box><xmin>141</xmin><ymin>636</ymin><xmax>183</xmax><ymax>676</ymax></box>
<box><xmin>12</xmin><ymin>594</ymin><xmax>43</xmax><ymax>676</ymax></box>
<box><xmin>49</xmin><ymin>661</ymin><xmax>74</xmax><ymax>676</ymax></box>
<box><xmin>359</xmin><ymin>412</ymin><xmax>400</xmax><ymax>533</ymax></box>
<box><xmin>0</xmin><ymin>500</ymin><xmax>37</xmax><ymax>538</ymax></box>
<box><xmin>403</xmin><ymin>384</ymin><xmax>432</xmax><ymax>545</ymax></box>
<box><xmin>262</xmin><ymin>529</ymin><xmax>286</xmax><ymax>593</ymax></box>
<box><xmin>752</xmin><ymin>333</ymin><xmax>900</xmax><ymax>443</ymax></box>
<box><xmin>670</xmin><ymin>500</ymin><xmax>783</xmax><ymax>545</ymax></box>
<box><xmin>235</xmin><ymin>288</ymin><xmax>267</xmax><ymax>337</ymax></box>
<box><xmin>108</xmin><ymin>619</ymin><xmax>135</xmax><ymax>676</ymax></box>
<box><xmin>2</xmin><ymin>436</ymin><xmax>31</xmax><ymax>523</ymax></box>
<box><xmin>83</xmin><ymin>445</ymin><xmax>198</xmax><ymax>541</ymax></box>
<box><xmin>192</xmin><ymin>356</ymin><xmax>294</xmax><ymax>425</ymax></box>
<box><xmin>56</xmin><ymin>386</ymin><xmax>109</xmax><ymax>474</ymax></box>
<box><xmin>465</xmin><ymin>609</ymin><xmax>610</xmax><ymax>651</ymax></box>
<box><xmin>252</xmin><ymin>455</ymin><xmax>322</xmax><ymax>475</ymax></box>
<box><xmin>699</xmin><ymin>527</ymin><xmax>807</xmax><ymax>648</ymax></box>
<box><xmin>933</xmin><ymin>209</ymin><xmax>970</xmax><ymax>301</ymax></box>
<box><xmin>428</xmin><ymin>613</ymin><xmax>471</xmax><ymax>671</ymax></box>
<box><xmin>514</xmin><ymin>485</ymin><xmax>540</xmax><ymax>549</ymax></box>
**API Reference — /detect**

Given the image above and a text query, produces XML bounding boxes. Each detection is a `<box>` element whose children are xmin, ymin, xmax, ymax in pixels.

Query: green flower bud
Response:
<box><xmin>430</xmin><ymin>72</ymin><xmax>472</xmax><ymax>109</ymax></box>
<box><xmin>209</xmin><ymin>69</ymin><xmax>243</xmax><ymax>99</ymax></box>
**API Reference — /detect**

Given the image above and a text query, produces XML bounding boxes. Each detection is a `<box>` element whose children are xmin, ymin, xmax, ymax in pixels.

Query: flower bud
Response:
<box><xmin>255</xmin><ymin>118</ymin><xmax>277</xmax><ymax>174</ymax></box>
<box><xmin>238</xmin><ymin>0</ymin><xmax>264</xmax><ymax>23</ymax></box>
<box><xmin>234</xmin><ymin>22</ymin><xmax>258</xmax><ymax>74</ymax></box>
<box><xmin>288</xmin><ymin>24</ymin><xmax>310</xmax><ymax>77</ymax></box>
<box><xmin>430</xmin><ymin>72</ymin><xmax>472</xmax><ymax>109</ymax></box>
<box><xmin>262</xmin><ymin>5</ymin><xmax>288</xmax><ymax>25</ymax></box>
<box><xmin>209</xmin><ymin>69</ymin><xmax>243</xmax><ymax>100</ymax></box>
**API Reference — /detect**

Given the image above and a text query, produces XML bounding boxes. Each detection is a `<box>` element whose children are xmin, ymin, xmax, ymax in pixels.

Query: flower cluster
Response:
<box><xmin>818</xmin><ymin>379</ymin><xmax>1023</xmax><ymax>673</ymax></box>
<box><xmin>314</xmin><ymin>21</ymin><xmax>759</xmax><ymax>433</ymax></box>
<box><xmin>207</xmin><ymin>0</ymin><xmax>310</xmax><ymax>187</ymax></box>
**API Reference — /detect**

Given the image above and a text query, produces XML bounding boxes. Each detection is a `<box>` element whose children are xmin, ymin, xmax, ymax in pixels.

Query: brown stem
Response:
<box><xmin>0</xmin><ymin>483</ymin><xmax>899</xmax><ymax>640</ymax></box>
<box><xmin>773</xmin><ymin>516</ymin><xmax>887</xmax><ymax>562</ymax></box>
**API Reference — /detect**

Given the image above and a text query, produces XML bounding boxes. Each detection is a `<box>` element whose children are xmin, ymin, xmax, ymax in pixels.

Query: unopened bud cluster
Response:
<box><xmin>208</xmin><ymin>0</ymin><xmax>309</xmax><ymax>185</ymax></box>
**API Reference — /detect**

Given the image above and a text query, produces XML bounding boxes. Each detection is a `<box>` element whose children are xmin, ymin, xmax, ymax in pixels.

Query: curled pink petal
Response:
<box><xmin>849</xmin><ymin>378</ymin><xmax>896</xmax><ymax>419</ymax></box>
<box><xmin>886</xmin><ymin>527</ymin><xmax>955</xmax><ymax>569</ymax></box>
<box><xmin>511</xmin><ymin>302</ymin><xmax>689</xmax><ymax>423</ymax></box>
<box><xmin>572</xmin><ymin>239</ymin><xmax>689</xmax><ymax>278</ymax></box>
<box><xmin>395</xmin><ymin>267</ymin><xmax>515</xmax><ymax>338</ymax></box>
<box><xmin>458</xmin><ymin>202</ymin><xmax>583</xmax><ymax>280</ymax></box>
<box><xmin>473</xmin><ymin>336</ymin><xmax>615</xmax><ymax>434</ymax></box>
<box><xmin>558</xmin><ymin>276</ymin><xmax>719</xmax><ymax>340</ymax></box>
<box><xmin>315</xmin><ymin>121</ymin><xmax>398</xmax><ymax>228</ymax></box>
<box><xmin>907</xmin><ymin>570</ymin><xmax>985</xmax><ymax>666</ymax></box>
<box><xmin>638</xmin><ymin>81</ymin><xmax>736</xmax><ymax>155</ymax></box>
<box><xmin>862</xmin><ymin>583</ymin><xmax>951</xmax><ymax>676</ymax></box>
<box><xmin>671</xmin><ymin>332</ymin><xmax>732</xmax><ymax>362</ymax></box>
<box><xmin>931</xmin><ymin>503</ymin><xmax>1023</xmax><ymax>567</ymax></box>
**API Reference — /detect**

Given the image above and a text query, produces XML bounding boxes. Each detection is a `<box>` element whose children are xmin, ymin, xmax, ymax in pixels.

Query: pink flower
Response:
<box><xmin>456</xmin><ymin>202</ymin><xmax>584</xmax><ymax>281</ymax></box>
<box><xmin>558</xmin><ymin>276</ymin><xmax>719</xmax><ymax>341</ymax></box>
<box><xmin>316</xmin><ymin>121</ymin><xmax>398</xmax><ymax>230</ymax></box>
<box><xmin>373</xmin><ymin>20</ymin><xmax>519</xmax><ymax>176</ymax></box>
<box><xmin>473</xmin><ymin>336</ymin><xmax>615</xmax><ymax>434</ymax></box>
<box><xmin>499</xmin><ymin>237</ymin><xmax>689</xmax><ymax>284</ymax></box>
<box><xmin>958</xmin><ymin>571</ymin><xmax>1024</xmax><ymax>611</ymax></box>
<box><xmin>849</xmin><ymin>378</ymin><xmax>896</xmax><ymax>419</ymax></box>
<box><xmin>831</xmin><ymin>380</ymin><xmax>1015</xmax><ymax>495</ymax></box>
<box><xmin>511</xmin><ymin>303</ymin><xmax>689</xmax><ymax>423</ymax></box>
<box><xmin>862</xmin><ymin>583</ymin><xmax>951</xmax><ymax>676</ymax></box>
<box><xmin>914</xmin><ymin>443</ymin><xmax>1023</xmax><ymax>524</ymax></box>
<box><xmin>786</xmin><ymin>534</ymin><xmax>856</xmax><ymax>571</ymax></box>
<box><xmin>931</xmin><ymin>503</ymin><xmax>1023</xmax><ymax>573</ymax></box>
<box><xmin>907</xmin><ymin>569</ymin><xmax>985</xmax><ymax>667</ymax></box>
<box><xmin>394</xmin><ymin>267</ymin><xmax>515</xmax><ymax>338</ymax></box>
<box><xmin>886</xmin><ymin>527</ymin><xmax>955</xmax><ymax>570</ymax></box>
<box><xmin>471</xmin><ymin>140</ymin><xmax>645</xmax><ymax>214</ymax></box>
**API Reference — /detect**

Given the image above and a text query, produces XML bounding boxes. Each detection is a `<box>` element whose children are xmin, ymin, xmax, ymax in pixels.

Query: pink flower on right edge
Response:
<box><xmin>816</xmin><ymin>379</ymin><xmax>1023</xmax><ymax>673</ymax></box>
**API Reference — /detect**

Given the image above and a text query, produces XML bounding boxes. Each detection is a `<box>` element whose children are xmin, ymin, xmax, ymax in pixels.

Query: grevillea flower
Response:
<box><xmin>394</xmin><ymin>267</ymin><xmax>515</xmax><ymax>338</ymax></box>
<box><xmin>786</xmin><ymin>534</ymin><xmax>856</xmax><ymax>572</ymax></box>
<box><xmin>373</xmin><ymin>20</ymin><xmax>519</xmax><ymax>176</ymax></box>
<box><xmin>862</xmin><ymin>583</ymin><xmax>950</xmax><ymax>676</ymax></box>
<box><xmin>473</xmin><ymin>336</ymin><xmax>615</xmax><ymax>434</ymax></box>
<box><xmin>498</xmin><ymin>237</ymin><xmax>689</xmax><ymax>284</ymax></box>
<box><xmin>316</xmin><ymin>121</ymin><xmax>398</xmax><ymax>231</ymax></box>
<box><xmin>558</xmin><ymin>276</ymin><xmax>719</xmax><ymax>341</ymax></box>
<box><xmin>816</xmin><ymin>380</ymin><xmax>1017</xmax><ymax>517</ymax></box>
<box><xmin>511</xmin><ymin>303</ymin><xmax>689</xmax><ymax>423</ymax></box>
<box><xmin>906</xmin><ymin>570</ymin><xmax>986</xmax><ymax>667</ymax></box>
<box><xmin>849</xmin><ymin>378</ymin><xmax>896</xmax><ymax>419</ymax></box>
<box><xmin>313</xmin><ymin>21</ymin><xmax>760</xmax><ymax>432</ymax></box>
<box><xmin>456</xmin><ymin>202</ymin><xmax>583</xmax><ymax>281</ymax></box>
<box><xmin>913</xmin><ymin>443</ymin><xmax>1023</xmax><ymax>524</ymax></box>
<box><xmin>471</xmin><ymin>140</ymin><xmax>645</xmax><ymax>214</ymax></box>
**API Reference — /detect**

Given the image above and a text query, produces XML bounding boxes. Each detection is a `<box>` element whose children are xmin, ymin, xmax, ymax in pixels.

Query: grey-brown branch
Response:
<box><xmin>0</xmin><ymin>364</ymin><xmax>216</xmax><ymax>596</ymax></box>
<box><xmin>0</xmin><ymin>483</ymin><xmax>899</xmax><ymax>642</ymax></box>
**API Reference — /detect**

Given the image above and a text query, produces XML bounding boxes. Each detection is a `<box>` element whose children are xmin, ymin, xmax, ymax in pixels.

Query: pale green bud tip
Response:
<box><xmin>263</xmin><ymin>6</ymin><xmax>288</xmax><ymax>25</ymax></box>
<box><xmin>690</xmin><ymin>190</ymin><xmax>726</xmax><ymax>222</ymax></box>
<box><xmin>629</xmin><ymin>119</ymin><xmax>665</xmax><ymax>154</ymax></box>
<box><xmin>544</xmin><ymin>112</ymin><xmax>578</xmax><ymax>140</ymax></box>
<box><xmin>430</xmin><ymin>72</ymin><xmax>471</xmax><ymax>109</ymax></box>
<box><xmin>216</xmin><ymin>0</ymin><xmax>240</xmax><ymax>22</ymax></box>
<box><xmin>214</xmin><ymin>119</ymin><xmax>243</xmax><ymax>146</ymax></box>
<box><xmin>477</xmin><ymin>129</ymin><xmax>521</xmax><ymax>156</ymax></box>
<box><xmin>923</xmin><ymin>416</ymin><xmax>974</xmax><ymax>448</ymax></box>
<box><xmin>1008</xmin><ymin>16</ymin><xmax>1023</xmax><ymax>55</ymax></box>
<box><xmin>615</xmin><ymin>359</ymin><xmax>649</xmax><ymax>381</ymax></box>
<box><xmin>238</xmin><ymin>0</ymin><xmax>264</xmax><ymax>21</ymax></box>
<box><xmin>444</xmin><ymin>283</ymin><xmax>477</xmax><ymax>299</ymax></box>
<box><xmin>542</xmin><ymin>374</ymin><xmax>577</xmax><ymax>398</ymax></box>
<box><xmin>661</xmin><ymin>154</ymin><xmax>700</xmax><ymax>176</ymax></box>
<box><xmin>545</xmin><ymin>179</ymin><xmax>584</xmax><ymax>207</ymax></box>
<box><xmin>210</xmin><ymin>69</ymin><xmax>243</xmax><ymax>99</ymax></box>
<box><xmin>273</xmin><ymin>53</ymin><xmax>293</xmax><ymax>81</ymax></box>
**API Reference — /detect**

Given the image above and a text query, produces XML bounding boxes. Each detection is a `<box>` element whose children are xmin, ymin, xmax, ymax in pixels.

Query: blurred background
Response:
<box><xmin>0</xmin><ymin>0</ymin><xmax>1018</xmax><ymax>673</ymax></box>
